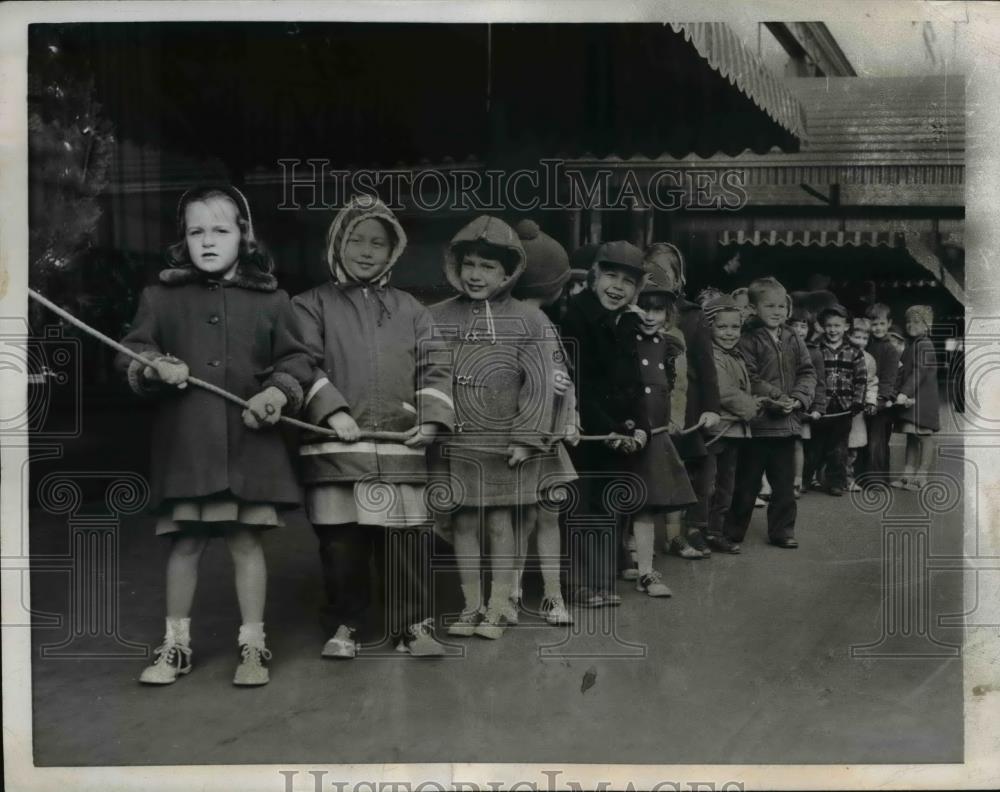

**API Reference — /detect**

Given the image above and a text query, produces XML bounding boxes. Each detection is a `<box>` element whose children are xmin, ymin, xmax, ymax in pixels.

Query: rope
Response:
<box><xmin>29</xmin><ymin>288</ymin><xmax>712</xmax><ymax>446</ymax></box>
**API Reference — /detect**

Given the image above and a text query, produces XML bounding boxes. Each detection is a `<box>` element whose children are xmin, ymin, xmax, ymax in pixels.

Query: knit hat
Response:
<box><xmin>512</xmin><ymin>219</ymin><xmax>571</xmax><ymax>302</ymax></box>
<box><xmin>594</xmin><ymin>240</ymin><xmax>645</xmax><ymax>277</ymax></box>
<box><xmin>703</xmin><ymin>294</ymin><xmax>742</xmax><ymax>325</ymax></box>
<box><xmin>569</xmin><ymin>244</ymin><xmax>600</xmax><ymax>271</ymax></box>
<box><xmin>644</xmin><ymin>242</ymin><xmax>686</xmax><ymax>289</ymax></box>
<box><xmin>904</xmin><ymin>304</ymin><xmax>933</xmax><ymax>328</ymax></box>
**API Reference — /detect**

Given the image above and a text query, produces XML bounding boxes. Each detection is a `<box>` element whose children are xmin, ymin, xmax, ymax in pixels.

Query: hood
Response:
<box><xmin>444</xmin><ymin>215</ymin><xmax>526</xmax><ymax>301</ymax></box>
<box><xmin>325</xmin><ymin>195</ymin><xmax>408</xmax><ymax>286</ymax></box>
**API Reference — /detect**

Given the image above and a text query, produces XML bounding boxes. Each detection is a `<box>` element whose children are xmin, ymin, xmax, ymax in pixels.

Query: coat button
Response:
<box><xmin>658</xmin><ymin>362</ymin><xmax>665</xmax><ymax>370</ymax></box>
<box><xmin>641</xmin><ymin>358</ymin><xmax>649</xmax><ymax>366</ymax></box>
<box><xmin>208</xmin><ymin>360</ymin><xmax>221</xmax><ymax>367</ymax></box>
<box><xmin>644</xmin><ymin>386</ymin><xmax>652</xmax><ymax>394</ymax></box>
<box><xmin>653</xmin><ymin>337</ymin><xmax>660</xmax><ymax>343</ymax></box>
<box><xmin>635</xmin><ymin>334</ymin><xmax>642</xmax><ymax>341</ymax></box>
<box><xmin>208</xmin><ymin>315</ymin><xmax>219</xmax><ymax>324</ymax></box>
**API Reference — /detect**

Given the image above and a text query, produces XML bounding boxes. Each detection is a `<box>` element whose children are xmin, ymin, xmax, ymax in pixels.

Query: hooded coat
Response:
<box><xmin>117</xmin><ymin>265</ymin><xmax>308</xmax><ymax>510</ymax></box>
<box><xmin>291</xmin><ymin>196</ymin><xmax>455</xmax><ymax>486</ymax></box>
<box><xmin>430</xmin><ymin>215</ymin><xmax>555</xmax><ymax>507</ymax></box>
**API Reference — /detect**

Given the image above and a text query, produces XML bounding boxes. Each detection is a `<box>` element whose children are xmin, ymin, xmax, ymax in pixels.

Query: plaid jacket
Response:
<box><xmin>813</xmin><ymin>339</ymin><xmax>867</xmax><ymax>412</ymax></box>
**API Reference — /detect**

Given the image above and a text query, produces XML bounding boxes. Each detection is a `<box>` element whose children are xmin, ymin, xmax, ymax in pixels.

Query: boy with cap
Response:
<box><xmin>559</xmin><ymin>240</ymin><xmax>649</xmax><ymax>608</ymax></box>
<box><xmin>807</xmin><ymin>303</ymin><xmax>868</xmax><ymax>497</ymax></box>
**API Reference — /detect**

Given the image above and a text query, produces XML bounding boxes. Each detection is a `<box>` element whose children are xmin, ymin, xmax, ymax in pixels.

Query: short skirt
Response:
<box><xmin>897</xmin><ymin>419</ymin><xmax>936</xmax><ymax>436</ymax></box>
<box><xmin>155</xmin><ymin>495</ymin><xmax>284</xmax><ymax>536</ymax></box>
<box><xmin>306</xmin><ymin>481</ymin><xmax>429</xmax><ymax>527</ymax></box>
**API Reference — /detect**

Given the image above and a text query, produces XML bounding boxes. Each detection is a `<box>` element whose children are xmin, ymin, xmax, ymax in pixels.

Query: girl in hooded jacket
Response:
<box><xmin>118</xmin><ymin>185</ymin><xmax>308</xmax><ymax>688</ymax></box>
<box><xmin>291</xmin><ymin>195</ymin><xmax>455</xmax><ymax>659</ymax></box>
<box><xmin>431</xmin><ymin>215</ymin><xmax>555</xmax><ymax>640</ymax></box>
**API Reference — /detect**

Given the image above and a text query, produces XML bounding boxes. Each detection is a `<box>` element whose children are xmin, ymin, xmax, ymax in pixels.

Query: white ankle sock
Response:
<box><xmin>165</xmin><ymin>617</ymin><xmax>191</xmax><ymax>646</ymax></box>
<box><xmin>238</xmin><ymin>622</ymin><xmax>266</xmax><ymax>647</ymax></box>
<box><xmin>460</xmin><ymin>583</ymin><xmax>481</xmax><ymax>612</ymax></box>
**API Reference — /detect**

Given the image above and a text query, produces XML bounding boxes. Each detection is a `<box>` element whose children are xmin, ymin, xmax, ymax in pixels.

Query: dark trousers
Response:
<box><xmin>568</xmin><ymin>475</ymin><xmax>619</xmax><ymax>595</ymax></box>
<box><xmin>314</xmin><ymin>523</ymin><xmax>431</xmax><ymax>642</ymax></box>
<box><xmin>707</xmin><ymin>438</ymin><xmax>743</xmax><ymax>538</ymax></box>
<box><xmin>808</xmin><ymin>413</ymin><xmax>853</xmax><ymax>490</ymax></box>
<box><xmin>857</xmin><ymin>409</ymin><xmax>893</xmax><ymax>478</ymax></box>
<box><xmin>682</xmin><ymin>453</ymin><xmax>716</xmax><ymax>531</ymax></box>
<box><xmin>723</xmin><ymin>437</ymin><xmax>797</xmax><ymax>543</ymax></box>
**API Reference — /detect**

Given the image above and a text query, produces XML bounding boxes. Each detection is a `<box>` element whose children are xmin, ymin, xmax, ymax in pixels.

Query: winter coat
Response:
<box><xmin>863</xmin><ymin>350</ymin><xmax>878</xmax><ymax>406</ymax></box>
<box><xmin>739</xmin><ymin>326</ymin><xmax>816</xmax><ymax>438</ymax></box>
<box><xmin>430</xmin><ymin>215</ymin><xmax>555</xmax><ymax>507</ymax></box>
<box><xmin>673</xmin><ymin>297</ymin><xmax>721</xmax><ymax>459</ymax></box>
<box><xmin>291</xmin><ymin>197</ymin><xmax>454</xmax><ymax>486</ymax></box>
<box><xmin>710</xmin><ymin>343</ymin><xmax>759</xmax><ymax>438</ymax></box>
<box><xmin>629</xmin><ymin>330</ymin><xmax>697</xmax><ymax>510</ymax></box>
<box><xmin>806</xmin><ymin>343</ymin><xmax>828</xmax><ymax>415</ymax></box>
<box><xmin>868</xmin><ymin>335</ymin><xmax>901</xmax><ymax>405</ymax></box>
<box><xmin>897</xmin><ymin>335</ymin><xmax>940</xmax><ymax>431</ymax></box>
<box><xmin>117</xmin><ymin>265</ymin><xmax>307</xmax><ymax>509</ymax></box>
<box><xmin>815</xmin><ymin>338</ymin><xmax>867</xmax><ymax>412</ymax></box>
<box><xmin>664</xmin><ymin>327</ymin><xmax>688</xmax><ymax>428</ymax></box>
<box><xmin>559</xmin><ymin>288</ymin><xmax>648</xmax><ymax>474</ymax></box>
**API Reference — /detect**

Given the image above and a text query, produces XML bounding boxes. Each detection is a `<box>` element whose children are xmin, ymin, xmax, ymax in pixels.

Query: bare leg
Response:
<box><xmin>452</xmin><ymin>509</ymin><xmax>483</xmax><ymax>610</ymax></box>
<box><xmin>903</xmin><ymin>434</ymin><xmax>920</xmax><ymax>479</ymax></box>
<box><xmin>225</xmin><ymin>527</ymin><xmax>267</xmax><ymax>624</ymax></box>
<box><xmin>633</xmin><ymin>510</ymin><xmax>655</xmax><ymax>576</ymax></box>
<box><xmin>165</xmin><ymin>533</ymin><xmax>209</xmax><ymax>619</ymax></box>
<box><xmin>794</xmin><ymin>439</ymin><xmax>804</xmax><ymax>487</ymax></box>
<box><xmin>916</xmin><ymin>435</ymin><xmax>937</xmax><ymax>478</ymax></box>
<box><xmin>512</xmin><ymin>505</ymin><xmax>536</xmax><ymax>603</ymax></box>
<box><xmin>535</xmin><ymin>506</ymin><xmax>564</xmax><ymax>600</ymax></box>
<box><xmin>485</xmin><ymin>507</ymin><xmax>514</xmax><ymax>608</ymax></box>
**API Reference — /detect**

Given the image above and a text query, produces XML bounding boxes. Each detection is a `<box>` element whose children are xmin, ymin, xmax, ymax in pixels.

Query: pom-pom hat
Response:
<box><xmin>512</xmin><ymin>219</ymin><xmax>571</xmax><ymax>301</ymax></box>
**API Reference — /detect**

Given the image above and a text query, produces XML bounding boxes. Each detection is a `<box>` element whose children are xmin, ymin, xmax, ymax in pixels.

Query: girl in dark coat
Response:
<box><xmin>118</xmin><ymin>186</ymin><xmax>308</xmax><ymax>688</ymax></box>
<box><xmin>624</xmin><ymin>266</ymin><xmax>698</xmax><ymax>595</ymax></box>
<box><xmin>891</xmin><ymin>305</ymin><xmax>940</xmax><ymax>490</ymax></box>
<box><xmin>642</xmin><ymin>243</ymin><xmax>721</xmax><ymax>557</ymax></box>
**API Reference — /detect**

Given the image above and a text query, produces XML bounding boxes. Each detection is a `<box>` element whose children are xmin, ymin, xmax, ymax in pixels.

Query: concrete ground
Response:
<box><xmin>28</xmin><ymin>440</ymin><xmax>963</xmax><ymax>766</ymax></box>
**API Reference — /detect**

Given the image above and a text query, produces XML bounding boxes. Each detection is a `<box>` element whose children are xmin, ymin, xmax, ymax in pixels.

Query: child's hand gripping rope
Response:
<box><xmin>28</xmin><ymin>290</ymin><xmax>737</xmax><ymax>449</ymax></box>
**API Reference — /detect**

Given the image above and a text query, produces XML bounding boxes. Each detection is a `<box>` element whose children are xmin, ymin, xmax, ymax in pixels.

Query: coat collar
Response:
<box><xmin>159</xmin><ymin>265</ymin><xmax>277</xmax><ymax>292</ymax></box>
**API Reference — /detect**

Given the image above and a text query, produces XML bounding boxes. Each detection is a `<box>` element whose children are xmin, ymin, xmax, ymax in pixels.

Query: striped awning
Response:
<box><xmin>671</xmin><ymin>23</ymin><xmax>808</xmax><ymax>143</ymax></box>
<box><xmin>719</xmin><ymin>229</ymin><xmax>901</xmax><ymax>248</ymax></box>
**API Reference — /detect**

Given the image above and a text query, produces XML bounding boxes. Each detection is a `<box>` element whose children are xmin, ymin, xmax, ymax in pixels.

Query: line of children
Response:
<box><xmin>118</xmin><ymin>186</ymin><xmax>944</xmax><ymax>684</ymax></box>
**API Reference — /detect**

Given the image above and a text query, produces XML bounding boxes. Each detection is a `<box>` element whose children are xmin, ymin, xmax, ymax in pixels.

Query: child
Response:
<box><xmin>859</xmin><ymin>303</ymin><xmax>902</xmax><ymax>479</ymax></box>
<box><xmin>642</xmin><ymin>243</ymin><xmax>722</xmax><ymax>559</ymax></box>
<box><xmin>807</xmin><ymin>304</ymin><xmax>867</xmax><ymax>497</ymax></box>
<box><xmin>731</xmin><ymin>287</ymin><xmax>752</xmax><ymax>324</ymax></box>
<box><xmin>119</xmin><ymin>185</ymin><xmax>307</xmax><ymax>686</ymax></box>
<box><xmin>846</xmin><ymin>317</ymin><xmax>879</xmax><ymax>491</ymax></box>
<box><xmin>888</xmin><ymin>324</ymin><xmax>907</xmax><ymax>356</ymax></box>
<box><xmin>703</xmin><ymin>295</ymin><xmax>763</xmax><ymax>554</ymax></box>
<box><xmin>292</xmin><ymin>195</ymin><xmax>454</xmax><ymax>658</ymax></box>
<box><xmin>559</xmin><ymin>241</ymin><xmax>649</xmax><ymax>607</ymax></box>
<box><xmin>722</xmin><ymin>277</ymin><xmax>815</xmax><ymax>549</ymax></box>
<box><xmin>510</xmin><ymin>219</ymin><xmax>577</xmax><ymax>625</ymax></box>
<box><xmin>431</xmin><ymin>215</ymin><xmax>555</xmax><ymax>637</ymax></box>
<box><xmin>891</xmin><ymin>305</ymin><xmax>940</xmax><ymax>490</ymax></box>
<box><xmin>623</xmin><ymin>261</ymin><xmax>697</xmax><ymax>594</ymax></box>
<box><xmin>786</xmin><ymin>306</ymin><xmax>827</xmax><ymax>496</ymax></box>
